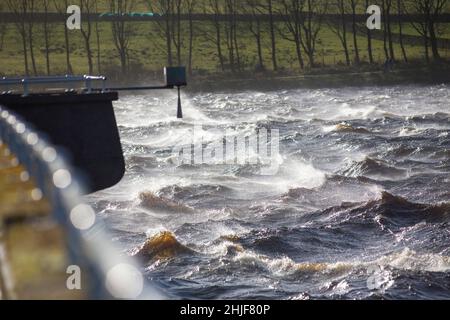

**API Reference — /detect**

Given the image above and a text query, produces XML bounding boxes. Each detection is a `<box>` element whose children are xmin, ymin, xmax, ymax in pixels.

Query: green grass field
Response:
<box><xmin>0</xmin><ymin>17</ymin><xmax>449</xmax><ymax>77</ymax></box>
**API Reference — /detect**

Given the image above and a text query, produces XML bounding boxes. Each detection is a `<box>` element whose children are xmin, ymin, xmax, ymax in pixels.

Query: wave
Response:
<box><xmin>223</xmin><ymin>164</ymin><xmax>261</xmax><ymax>177</ymax></box>
<box><xmin>340</xmin><ymin>157</ymin><xmax>408</xmax><ymax>180</ymax></box>
<box><xmin>231</xmin><ymin>247</ymin><xmax>450</xmax><ymax>280</ymax></box>
<box><xmin>318</xmin><ymin>191</ymin><xmax>450</xmax><ymax>227</ymax></box>
<box><xmin>158</xmin><ymin>184</ymin><xmax>234</xmax><ymax>201</ymax></box>
<box><xmin>371</xmin><ymin>192</ymin><xmax>450</xmax><ymax>222</ymax></box>
<box><xmin>139</xmin><ymin>192</ymin><xmax>195</xmax><ymax>213</ymax></box>
<box><xmin>130</xmin><ymin>231</ymin><xmax>193</xmax><ymax>262</ymax></box>
<box><xmin>382</xmin><ymin>145</ymin><xmax>420</xmax><ymax>158</ymax></box>
<box><xmin>408</xmin><ymin>112</ymin><xmax>450</xmax><ymax>124</ymax></box>
<box><xmin>278</xmin><ymin>174</ymin><xmax>383</xmax><ymax>211</ymax></box>
<box><xmin>325</xmin><ymin>123</ymin><xmax>372</xmax><ymax>134</ymax></box>
<box><xmin>368</xmin><ymin>191</ymin><xmax>450</xmax><ymax>217</ymax></box>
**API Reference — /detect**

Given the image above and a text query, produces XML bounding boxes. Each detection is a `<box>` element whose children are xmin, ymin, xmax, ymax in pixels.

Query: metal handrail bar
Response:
<box><xmin>0</xmin><ymin>75</ymin><xmax>107</xmax><ymax>96</ymax></box>
<box><xmin>0</xmin><ymin>105</ymin><xmax>160</xmax><ymax>300</ymax></box>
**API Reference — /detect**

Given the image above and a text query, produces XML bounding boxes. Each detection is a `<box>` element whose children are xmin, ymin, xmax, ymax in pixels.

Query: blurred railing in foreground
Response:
<box><xmin>0</xmin><ymin>105</ymin><xmax>161</xmax><ymax>300</ymax></box>
<box><xmin>0</xmin><ymin>75</ymin><xmax>107</xmax><ymax>96</ymax></box>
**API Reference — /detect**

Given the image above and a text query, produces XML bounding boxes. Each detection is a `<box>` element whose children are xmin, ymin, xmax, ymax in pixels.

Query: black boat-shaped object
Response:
<box><xmin>0</xmin><ymin>67</ymin><xmax>187</xmax><ymax>193</ymax></box>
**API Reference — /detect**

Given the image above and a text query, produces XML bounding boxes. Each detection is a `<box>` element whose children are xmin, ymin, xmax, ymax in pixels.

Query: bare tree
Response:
<box><xmin>95</xmin><ymin>1</ymin><xmax>102</xmax><ymax>73</ymax></box>
<box><xmin>0</xmin><ymin>24</ymin><xmax>6</xmax><ymax>52</ymax></box>
<box><xmin>185</xmin><ymin>0</ymin><xmax>196</xmax><ymax>75</ymax></box>
<box><xmin>365</xmin><ymin>0</ymin><xmax>374</xmax><ymax>63</ymax></box>
<box><xmin>408</xmin><ymin>0</ymin><xmax>448</xmax><ymax>61</ymax></box>
<box><xmin>6</xmin><ymin>0</ymin><xmax>30</xmax><ymax>75</ymax></box>
<box><xmin>279</xmin><ymin>0</ymin><xmax>305</xmax><ymax>69</ymax></box>
<box><xmin>350</xmin><ymin>0</ymin><xmax>360</xmax><ymax>64</ymax></box>
<box><xmin>171</xmin><ymin>0</ymin><xmax>183</xmax><ymax>65</ymax></box>
<box><xmin>328</xmin><ymin>0</ymin><xmax>351</xmax><ymax>66</ymax></box>
<box><xmin>208</xmin><ymin>0</ymin><xmax>225</xmax><ymax>71</ymax></box>
<box><xmin>42</xmin><ymin>0</ymin><xmax>53</xmax><ymax>75</ymax></box>
<box><xmin>0</xmin><ymin>3</ymin><xmax>7</xmax><ymax>52</ymax></box>
<box><xmin>245</xmin><ymin>0</ymin><xmax>266</xmax><ymax>70</ymax></box>
<box><xmin>54</xmin><ymin>0</ymin><xmax>73</xmax><ymax>74</ymax></box>
<box><xmin>27</xmin><ymin>0</ymin><xmax>38</xmax><ymax>75</ymax></box>
<box><xmin>301</xmin><ymin>0</ymin><xmax>328</xmax><ymax>67</ymax></box>
<box><xmin>110</xmin><ymin>0</ymin><xmax>136</xmax><ymax>74</ymax></box>
<box><xmin>147</xmin><ymin>0</ymin><xmax>174</xmax><ymax>66</ymax></box>
<box><xmin>265</xmin><ymin>0</ymin><xmax>278</xmax><ymax>71</ymax></box>
<box><xmin>428</xmin><ymin>0</ymin><xmax>448</xmax><ymax>60</ymax></box>
<box><xmin>224</xmin><ymin>0</ymin><xmax>241</xmax><ymax>72</ymax></box>
<box><xmin>382</xmin><ymin>0</ymin><xmax>395</xmax><ymax>61</ymax></box>
<box><xmin>396</xmin><ymin>0</ymin><xmax>408</xmax><ymax>62</ymax></box>
<box><xmin>79</xmin><ymin>0</ymin><xmax>95</xmax><ymax>74</ymax></box>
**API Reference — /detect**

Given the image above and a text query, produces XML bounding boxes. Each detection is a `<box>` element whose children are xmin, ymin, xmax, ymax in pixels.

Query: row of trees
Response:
<box><xmin>2</xmin><ymin>0</ymin><xmax>449</xmax><ymax>76</ymax></box>
<box><xmin>4</xmin><ymin>0</ymin><xmax>137</xmax><ymax>76</ymax></box>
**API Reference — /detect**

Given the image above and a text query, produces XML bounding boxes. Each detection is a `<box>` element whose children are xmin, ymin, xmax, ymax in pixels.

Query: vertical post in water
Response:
<box><xmin>177</xmin><ymin>86</ymin><xmax>183</xmax><ymax>119</ymax></box>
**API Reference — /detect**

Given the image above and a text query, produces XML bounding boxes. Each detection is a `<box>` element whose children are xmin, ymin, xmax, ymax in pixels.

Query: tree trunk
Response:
<box><xmin>165</xmin><ymin>14</ymin><xmax>173</xmax><ymax>66</ymax></box>
<box><xmin>386</xmin><ymin>2</ymin><xmax>395</xmax><ymax>60</ymax></box>
<box><xmin>120</xmin><ymin>51</ymin><xmax>127</xmax><ymax>75</ymax></box>
<box><xmin>308</xmin><ymin>52</ymin><xmax>314</xmax><ymax>68</ymax></box>
<box><xmin>256</xmin><ymin>19</ymin><xmax>264</xmax><ymax>69</ymax></box>
<box><xmin>95</xmin><ymin>3</ymin><xmax>102</xmax><ymax>73</ymax></box>
<box><xmin>63</xmin><ymin>0</ymin><xmax>73</xmax><ymax>74</ymax></box>
<box><xmin>366</xmin><ymin>29</ymin><xmax>374</xmax><ymax>63</ymax></box>
<box><xmin>84</xmin><ymin>37</ymin><xmax>94</xmax><ymax>74</ymax></box>
<box><xmin>424</xmin><ymin>32</ymin><xmax>430</xmax><ymax>63</ymax></box>
<box><xmin>267</xmin><ymin>0</ymin><xmax>277</xmax><ymax>71</ymax></box>
<box><xmin>28</xmin><ymin>24</ymin><xmax>38</xmax><ymax>75</ymax></box>
<box><xmin>397</xmin><ymin>0</ymin><xmax>407</xmax><ymax>62</ymax></box>
<box><xmin>382</xmin><ymin>1</ymin><xmax>389</xmax><ymax>61</ymax></box>
<box><xmin>351</xmin><ymin>1</ymin><xmax>360</xmax><ymax>64</ymax></box>
<box><xmin>226</xmin><ymin>25</ymin><xmax>235</xmax><ymax>71</ymax></box>
<box><xmin>63</xmin><ymin>24</ymin><xmax>73</xmax><ymax>74</ymax></box>
<box><xmin>176</xmin><ymin>0</ymin><xmax>181</xmax><ymax>65</ymax></box>
<box><xmin>43</xmin><ymin>2</ymin><xmax>51</xmax><ymax>75</ymax></box>
<box><xmin>21</xmin><ymin>31</ymin><xmax>29</xmax><ymax>75</ymax></box>
<box><xmin>233</xmin><ymin>16</ymin><xmax>241</xmax><ymax>71</ymax></box>
<box><xmin>365</xmin><ymin>0</ymin><xmax>374</xmax><ymax>63</ymax></box>
<box><xmin>429</xmin><ymin>22</ymin><xmax>441</xmax><ymax>60</ymax></box>
<box><xmin>341</xmin><ymin>2</ymin><xmax>351</xmax><ymax>66</ymax></box>
<box><xmin>215</xmin><ymin>21</ymin><xmax>225</xmax><ymax>71</ymax></box>
<box><xmin>188</xmin><ymin>13</ymin><xmax>194</xmax><ymax>75</ymax></box>
<box><xmin>0</xmin><ymin>25</ymin><xmax>6</xmax><ymax>51</ymax></box>
<box><xmin>295</xmin><ymin>33</ymin><xmax>304</xmax><ymax>69</ymax></box>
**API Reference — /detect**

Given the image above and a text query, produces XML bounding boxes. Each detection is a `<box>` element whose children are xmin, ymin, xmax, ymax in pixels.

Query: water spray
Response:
<box><xmin>98</xmin><ymin>66</ymin><xmax>187</xmax><ymax>119</ymax></box>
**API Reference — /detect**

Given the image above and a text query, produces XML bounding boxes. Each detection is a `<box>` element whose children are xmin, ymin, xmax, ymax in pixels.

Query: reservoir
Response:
<box><xmin>89</xmin><ymin>84</ymin><xmax>450</xmax><ymax>300</ymax></box>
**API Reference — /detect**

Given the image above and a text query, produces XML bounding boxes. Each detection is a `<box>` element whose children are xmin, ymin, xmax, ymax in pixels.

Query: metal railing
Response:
<box><xmin>0</xmin><ymin>105</ymin><xmax>161</xmax><ymax>300</ymax></box>
<box><xmin>0</xmin><ymin>75</ymin><xmax>107</xmax><ymax>96</ymax></box>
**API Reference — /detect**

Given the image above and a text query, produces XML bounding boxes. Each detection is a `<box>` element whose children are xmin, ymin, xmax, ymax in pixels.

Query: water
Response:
<box><xmin>88</xmin><ymin>84</ymin><xmax>450</xmax><ymax>300</ymax></box>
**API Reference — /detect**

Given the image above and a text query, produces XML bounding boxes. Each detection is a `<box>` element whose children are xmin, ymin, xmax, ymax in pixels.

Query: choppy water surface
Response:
<box><xmin>88</xmin><ymin>85</ymin><xmax>450</xmax><ymax>300</ymax></box>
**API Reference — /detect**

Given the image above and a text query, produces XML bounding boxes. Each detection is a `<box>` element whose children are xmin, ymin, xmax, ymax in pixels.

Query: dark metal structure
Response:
<box><xmin>0</xmin><ymin>67</ymin><xmax>187</xmax><ymax>193</ymax></box>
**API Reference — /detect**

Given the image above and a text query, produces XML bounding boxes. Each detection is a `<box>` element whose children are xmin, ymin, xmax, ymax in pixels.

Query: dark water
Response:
<box><xmin>89</xmin><ymin>85</ymin><xmax>450</xmax><ymax>300</ymax></box>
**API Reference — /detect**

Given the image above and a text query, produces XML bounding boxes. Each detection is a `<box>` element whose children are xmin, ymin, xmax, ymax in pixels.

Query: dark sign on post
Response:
<box><xmin>164</xmin><ymin>67</ymin><xmax>187</xmax><ymax>119</ymax></box>
<box><xmin>165</xmin><ymin>67</ymin><xmax>187</xmax><ymax>87</ymax></box>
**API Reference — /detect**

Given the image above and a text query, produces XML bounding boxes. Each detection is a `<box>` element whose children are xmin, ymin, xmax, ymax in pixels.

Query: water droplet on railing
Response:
<box><xmin>27</xmin><ymin>133</ymin><xmax>38</xmax><ymax>145</ymax></box>
<box><xmin>70</xmin><ymin>204</ymin><xmax>96</xmax><ymax>230</ymax></box>
<box><xmin>16</xmin><ymin>123</ymin><xmax>26</xmax><ymax>134</ymax></box>
<box><xmin>20</xmin><ymin>171</ymin><xmax>30</xmax><ymax>182</ymax></box>
<box><xmin>105</xmin><ymin>264</ymin><xmax>144</xmax><ymax>299</ymax></box>
<box><xmin>7</xmin><ymin>115</ymin><xmax>16</xmax><ymax>125</ymax></box>
<box><xmin>31</xmin><ymin>188</ymin><xmax>43</xmax><ymax>201</ymax></box>
<box><xmin>42</xmin><ymin>147</ymin><xmax>57</xmax><ymax>162</ymax></box>
<box><xmin>53</xmin><ymin>169</ymin><xmax>72</xmax><ymax>189</ymax></box>
<box><xmin>10</xmin><ymin>158</ymin><xmax>19</xmax><ymax>166</ymax></box>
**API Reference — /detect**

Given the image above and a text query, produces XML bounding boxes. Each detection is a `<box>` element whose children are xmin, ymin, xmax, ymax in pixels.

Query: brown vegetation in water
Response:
<box><xmin>139</xmin><ymin>191</ymin><xmax>195</xmax><ymax>213</ymax></box>
<box><xmin>130</xmin><ymin>231</ymin><xmax>193</xmax><ymax>261</ymax></box>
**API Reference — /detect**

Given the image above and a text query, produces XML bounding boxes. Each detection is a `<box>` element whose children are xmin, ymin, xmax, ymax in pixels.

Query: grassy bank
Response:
<box><xmin>1</xmin><ymin>15</ymin><xmax>449</xmax><ymax>79</ymax></box>
<box><xmin>182</xmin><ymin>61</ymin><xmax>450</xmax><ymax>92</ymax></box>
